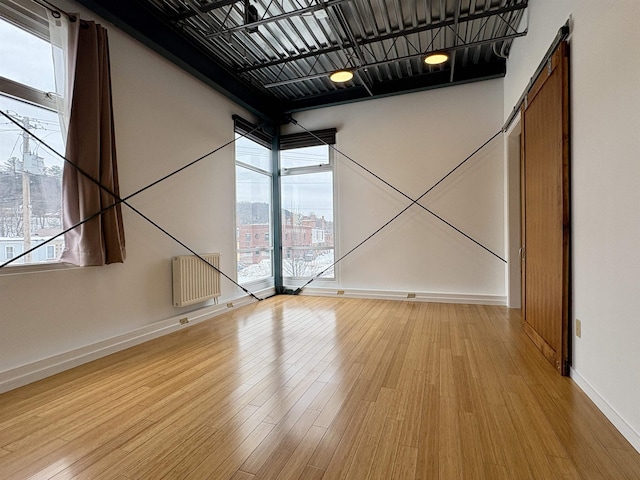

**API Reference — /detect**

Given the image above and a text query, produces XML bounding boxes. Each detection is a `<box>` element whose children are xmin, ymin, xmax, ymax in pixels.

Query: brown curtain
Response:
<box><xmin>60</xmin><ymin>21</ymin><xmax>125</xmax><ymax>266</ymax></box>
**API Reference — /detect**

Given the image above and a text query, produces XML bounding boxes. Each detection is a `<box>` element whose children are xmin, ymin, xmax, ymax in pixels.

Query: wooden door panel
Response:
<box><xmin>521</xmin><ymin>42</ymin><xmax>570</xmax><ymax>375</ymax></box>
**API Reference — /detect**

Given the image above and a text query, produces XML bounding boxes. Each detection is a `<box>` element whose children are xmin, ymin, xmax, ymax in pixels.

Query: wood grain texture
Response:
<box><xmin>1</xmin><ymin>296</ymin><xmax>639</xmax><ymax>479</ymax></box>
<box><xmin>522</xmin><ymin>41</ymin><xmax>571</xmax><ymax>375</ymax></box>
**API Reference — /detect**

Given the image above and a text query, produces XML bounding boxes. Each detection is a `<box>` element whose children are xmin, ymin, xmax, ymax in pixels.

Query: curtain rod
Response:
<box><xmin>32</xmin><ymin>0</ymin><xmax>77</xmax><ymax>21</ymax></box>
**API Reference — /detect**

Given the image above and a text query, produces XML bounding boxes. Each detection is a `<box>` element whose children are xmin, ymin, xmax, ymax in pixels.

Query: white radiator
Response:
<box><xmin>172</xmin><ymin>253</ymin><xmax>221</xmax><ymax>307</ymax></box>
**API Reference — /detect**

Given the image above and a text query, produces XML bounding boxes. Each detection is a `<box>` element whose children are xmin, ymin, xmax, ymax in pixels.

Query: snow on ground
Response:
<box><xmin>238</xmin><ymin>250</ymin><xmax>334</xmax><ymax>283</ymax></box>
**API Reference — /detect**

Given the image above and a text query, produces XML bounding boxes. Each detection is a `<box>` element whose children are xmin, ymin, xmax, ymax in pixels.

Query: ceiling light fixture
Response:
<box><xmin>329</xmin><ymin>69</ymin><xmax>354</xmax><ymax>83</ymax></box>
<box><xmin>424</xmin><ymin>52</ymin><xmax>449</xmax><ymax>65</ymax></box>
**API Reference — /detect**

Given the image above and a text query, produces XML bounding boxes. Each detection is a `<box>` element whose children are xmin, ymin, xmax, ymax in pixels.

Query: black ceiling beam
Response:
<box><xmin>237</xmin><ymin>1</ymin><xmax>527</xmax><ymax>73</ymax></box>
<box><xmin>237</xmin><ymin>46</ymin><xmax>343</xmax><ymax>74</ymax></box>
<box><xmin>170</xmin><ymin>0</ymin><xmax>242</xmax><ymax>22</ymax></box>
<box><xmin>242</xmin><ymin>22</ymin><xmax>527</xmax><ymax>77</ymax></box>
<box><xmin>449</xmin><ymin>0</ymin><xmax>462</xmax><ymax>83</ymax></box>
<box><xmin>451</xmin><ymin>59</ymin><xmax>507</xmax><ymax>83</ymax></box>
<box><xmin>75</xmin><ymin>0</ymin><xmax>283</xmax><ymax>122</ymax></box>
<box><xmin>262</xmin><ymin>31</ymin><xmax>525</xmax><ymax>88</ymax></box>
<box><xmin>283</xmin><ymin>85</ymin><xmax>371</xmax><ymax>112</ymax></box>
<box><xmin>205</xmin><ymin>0</ymin><xmax>349</xmax><ymax>38</ymax></box>
<box><xmin>327</xmin><ymin>3</ymin><xmax>374</xmax><ymax>96</ymax></box>
<box><xmin>282</xmin><ymin>59</ymin><xmax>506</xmax><ymax>112</ymax></box>
<box><xmin>361</xmin><ymin>1</ymin><xmax>527</xmax><ymax>45</ymax></box>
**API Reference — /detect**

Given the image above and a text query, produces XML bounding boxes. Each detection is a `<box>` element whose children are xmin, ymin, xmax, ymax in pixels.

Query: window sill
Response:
<box><xmin>0</xmin><ymin>261</ymin><xmax>79</xmax><ymax>276</ymax></box>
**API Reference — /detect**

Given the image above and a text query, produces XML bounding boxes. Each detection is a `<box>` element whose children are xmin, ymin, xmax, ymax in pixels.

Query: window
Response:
<box><xmin>280</xmin><ymin>145</ymin><xmax>330</xmax><ymax>169</ymax></box>
<box><xmin>233</xmin><ymin>118</ymin><xmax>336</xmax><ymax>287</ymax></box>
<box><xmin>5</xmin><ymin>245</ymin><xmax>14</xmax><ymax>259</ymax></box>
<box><xmin>0</xmin><ymin>9</ymin><xmax>64</xmax><ymax>266</ymax></box>
<box><xmin>235</xmin><ymin>129</ymin><xmax>273</xmax><ymax>285</ymax></box>
<box><xmin>281</xmin><ymin>144</ymin><xmax>335</xmax><ymax>280</ymax></box>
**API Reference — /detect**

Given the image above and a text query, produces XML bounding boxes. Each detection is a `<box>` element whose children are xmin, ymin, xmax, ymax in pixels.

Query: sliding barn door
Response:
<box><xmin>521</xmin><ymin>41</ymin><xmax>570</xmax><ymax>375</ymax></box>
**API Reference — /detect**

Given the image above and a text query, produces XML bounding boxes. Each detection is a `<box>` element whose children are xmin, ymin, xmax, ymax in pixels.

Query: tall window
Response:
<box><xmin>235</xmin><ymin>133</ymin><xmax>273</xmax><ymax>285</ymax></box>
<box><xmin>0</xmin><ymin>9</ymin><xmax>64</xmax><ymax>266</ymax></box>
<box><xmin>281</xmin><ymin>144</ymin><xmax>335</xmax><ymax>280</ymax></box>
<box><xmin>234</xmin><ymin>118</ymin><xmax>336</xmax><ymax>287</ymax></box>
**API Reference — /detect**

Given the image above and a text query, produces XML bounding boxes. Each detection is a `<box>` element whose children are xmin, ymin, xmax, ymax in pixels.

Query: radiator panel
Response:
<box><xmin>172</xmin><ymin>254</ymin><xmax>221</xmax><ymax>307</ymax></box>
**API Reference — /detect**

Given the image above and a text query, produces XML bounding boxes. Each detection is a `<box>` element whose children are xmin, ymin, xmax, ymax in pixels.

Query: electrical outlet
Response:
<box><xmin>227</xmin><ymin>302</ymin><xmax>234</xmax><ymax>308</ymax></box>
<box><xmin>179</xmin><ymin>317</ymin><xmax>189</xmax><ymax>325</ymax></box>
<box><xmin>407</xmin><ymin>293</ymin><xmax>416</xmax><ymax>299</ymax></box>
<box><xmin>337</xmin><ymin>290</ymin><xmax>345</xmax><ymax>295</ymax></box>
<box><xmin>575</xmin><ymin>319</ymin><xmax>582</xmax><ymax>338</ymax></box>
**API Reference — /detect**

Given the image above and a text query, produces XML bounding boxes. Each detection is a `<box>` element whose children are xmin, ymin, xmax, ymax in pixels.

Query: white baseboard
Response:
<box><xmin>0</xmin><ymin>287</ymin><xmax>275</xmax><ymax>394</ymax></box>
<box><xmin>297</xmin><ymin>286</ymin><xmax>507</xmax><ymax>305</ymax></box>
<box><xmin>571</xmin><ymin>367</ymin><xmax>640</xmax><ymax>453</ymax></box>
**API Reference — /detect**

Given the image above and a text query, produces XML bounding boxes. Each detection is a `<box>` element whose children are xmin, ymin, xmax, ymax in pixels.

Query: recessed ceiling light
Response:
<box><xmin>424</xmin><ymin>53</ymin><xmax>449</xmax><ymax>65</ymax></box>
<box><xmin>329</xmin><ymin>69</ymin><xmax>354</xmax><ymax>83</ymax></box>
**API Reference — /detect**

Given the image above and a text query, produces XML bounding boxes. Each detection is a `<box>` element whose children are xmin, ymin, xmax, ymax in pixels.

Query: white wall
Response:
<box><xmin>504</xmin><ymin>0</ymin><xmax>640</xmax><ymax>451</ymax></box>
<box><xmin>0</xmin><ymin>0</ymin><xmax>259</xmax><ymax>388</ymax></box>
<box><xmin>286</xmin><ymin>79</ymin><xmax>506</xmax><ymax>301</ymax></box>
<box><xmin>1</xmin><ymin>21</ymin><xmax>507</xmax><ymax>387</ymax></box>
<box><xmin>12</xmin><ymin>6</ymin><xmax>635</xmax><ymax>456</ymax></box>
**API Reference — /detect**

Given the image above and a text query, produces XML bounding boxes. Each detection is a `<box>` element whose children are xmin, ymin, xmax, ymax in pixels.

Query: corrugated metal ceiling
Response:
<box><xmin>76</xmin><ymin>0</ymin><xmax>528</xmax><ymax>121</ymax></box>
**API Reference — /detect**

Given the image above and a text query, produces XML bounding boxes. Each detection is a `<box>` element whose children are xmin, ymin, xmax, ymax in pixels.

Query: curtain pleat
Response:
<box><xmin>60</xmin><ymin>21</ymin><xmax>125</xmax><ymax>266</ymax></box>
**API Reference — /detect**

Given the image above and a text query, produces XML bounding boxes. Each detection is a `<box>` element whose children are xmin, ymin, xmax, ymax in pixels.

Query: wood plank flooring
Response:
<box><xmin>1</xmin><ymin>296</ymin><xmax>639</xmax><ymax>479</ymax></box>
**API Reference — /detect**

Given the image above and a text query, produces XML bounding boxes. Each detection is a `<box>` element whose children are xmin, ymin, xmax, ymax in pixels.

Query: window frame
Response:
<box><xmin>234</xmin><ymin>128</ymin><xmax>275</xmax><ymax>289</ymax></box>
<box><xmin>0</xmin><ymin>1</ymin><xmax>56</xmax><ymax>112</ymax></box>
<box><xmin>280</xmin><ymin>144</ymin><xmax>337</xmax><ymax>286</ymax></box>
<box><xmin>0</xmin><ymin>3</ymin><xmax>74</xmax><ymax>275</ymax></box>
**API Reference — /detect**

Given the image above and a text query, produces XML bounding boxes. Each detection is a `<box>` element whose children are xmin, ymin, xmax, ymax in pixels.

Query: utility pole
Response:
<box><xmin>22</xmin><ymin>116</ymin><xmax>32</xmax><ymax>263</ymax></box>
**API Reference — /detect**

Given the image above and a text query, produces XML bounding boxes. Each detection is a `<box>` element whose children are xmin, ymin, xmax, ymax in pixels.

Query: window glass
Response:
<box><xmin>281</xmin><ymin>156</ymin><xmax>334</xmax><ymax>280</ymax></box>
<box><xmin>280</xmin><ymin>145</ymin><xmax>329</xmax><ymax>169</ymax></box>
<box><xmin>235</xmin><ymin>134</ymin><xmax>271</xmax><ymax>172</ymax></box>
<box><xmin>0</xmin><ymin>15</ymin><xmax>63</xmax><ymax>266</ymax></box>
<box><xmin>235</xmin><ymin>139</ymin><xmax>273</xmax><ymax>284</ymax></box>
<box><xmin>0</xmin><ymin>17</ymin><xmax>55</xmax><ymax>92</ymax></box>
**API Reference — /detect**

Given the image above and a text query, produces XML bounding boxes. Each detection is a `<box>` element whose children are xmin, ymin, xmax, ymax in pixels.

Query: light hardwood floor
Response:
<box><xmin>1</xmin><ymin>296</ymin><xmax>639</xmax><ymax>479</ymax></box>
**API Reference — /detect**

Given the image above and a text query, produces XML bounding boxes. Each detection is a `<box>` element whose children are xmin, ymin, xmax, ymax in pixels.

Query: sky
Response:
<box><xmin>0</xmin><ymin>17</ymin><xmax>64</xmax><ymax>170</ymax></box>
<box><xmin>235</xmin><ymin>137</ymin><xmax>334</xmax><ymax>221</ymax></box>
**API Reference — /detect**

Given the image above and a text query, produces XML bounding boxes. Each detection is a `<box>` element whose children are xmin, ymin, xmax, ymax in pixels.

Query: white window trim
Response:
<box><xmin>0</xmin><ymin>261</ymin><xmax>78</xmax><ymax>276</ymax></box>
<box><xmin>235</xmin><ymin>138</ymin><xmax>275</xmax><ymax>287</ymax></box>
<box><xmin>0</xmin><ymin>76</ymin><xmax>57</xmax><ymax>111</ymax></box>
<box><xmin>281</xmin><ymin>147</ymin><xmax>337</xmax><ymax>285</ymax></box>
<box><xmin>0</xmin><ymin>4</ymin><xmax>66</xmax><ymax>273</ymax></box>
<box><xmin>236</xmin><ymin>159</ymin><xmax>271</xmax><ymax>176</ymax></box>
<box><xmin>0</xmin><ymin>0</ymin><xmax>49</xmax><ymax>41</ymax></box>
